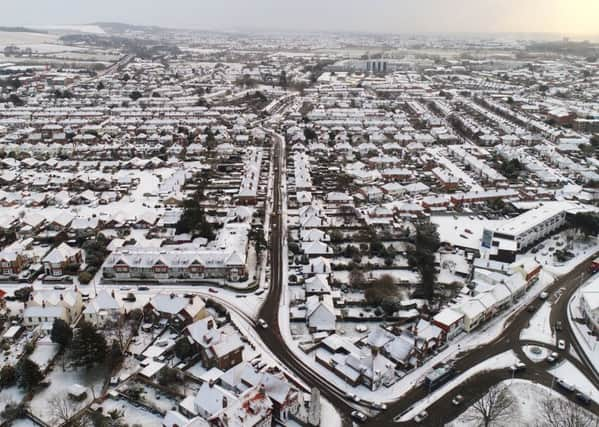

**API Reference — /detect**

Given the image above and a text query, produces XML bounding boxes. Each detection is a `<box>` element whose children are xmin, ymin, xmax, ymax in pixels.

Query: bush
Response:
<box><xmin>78</xmin><ymin>271</ymin><xmax>93</xmax><ymax>284</ymax></box>
<box><xmin>0</xmin><ymin>365</ymin><xmax>16</xmax><ymax>388</ymax></box>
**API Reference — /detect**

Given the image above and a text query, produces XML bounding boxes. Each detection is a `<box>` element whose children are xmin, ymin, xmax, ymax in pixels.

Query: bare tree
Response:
<box><xmin>462</xmin><ymin>384</ymin><xmax>515</xmax><ymax>427</ymax></box>
<box><xmin>49</xmin><ymin>394</ymin><xmax>84</xmax><ymax>427</ymax></box>
<box><xmin>539</xmin><ymin>395</ymin><xmax>599</xmax><ymax>427</ymax></box>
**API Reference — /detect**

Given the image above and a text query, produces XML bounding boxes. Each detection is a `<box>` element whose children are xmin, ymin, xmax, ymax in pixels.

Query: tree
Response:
<box><xmin>78</xmin><ymin>271</ymin><xmax>92</xmax><ymax>284</ymax></box>
<box><xmin>174</xmin><ymin>337</ymin><xmax>194</xmax><ymax>360</ymax></box>
<box><xmin>349</xmin><ymin>269</ymin><xmax>365</xmax><ymax>289</ymax></box>
<box><xmin>568</xmin><ymin>212</ymin><xmax>599</xmax><ymax>237</ymax></box>
<box><xmin>539</xmin><ymin>395</ymin><xmax>599</xmax><ymax>427</ymax></box>
<box><xmin>408</xmin><ymin>222</ymin><xmax>441</xmax><ymax>301</ymax></box>
<box><xmin>158</xmin><ymin>367</ymin><xmax>179</xmax><ymax>386</ymax></box>
<box><xmin>16</xmin><ymin>359</ymin><xmax>43</xmax><ymax>392</ymax></box>
<box><xmin>14</xmin><ymin>286</ymin><xmax>33</xmax><ymax>302</ymax></box>
<box><xmin>70</xmin><ymin>321</ymin><xmax>107</xmax><ymax>368</ymax></box>
<box><xmin>175</xmin><ymin>189</ymin><xmax>215</xmax><ymax>239</ymax></box>
<box><xmin>0</xmin><ymin>365</ymin><xmax>16</xmax><ymax>388</ymax></box>
<box><xmin>462</xmin><ymin>384</ymin><xmax>515</xmax><ymax>427</ymax></box>
<box><xmin>364</xmin><ymin>275</ymin><xmax>397</xmax><ymax>306</ymax></box>
<box><xmin>303</xmin><ymin>127</ymin><xmax>317</xmax><ymax>141</ymax></box>
<box><xmin>51</xmin><ymin>319</ymin><xmax>73</xmax><ymax>348</ymax></box>
<box><xmin>49</xmin><ymin>394</ymin><xmax>83</xmax><ymax>427</ymax></box>
<box><xmin>129</xmin><ymin>90</ymin><xmax>142</xmax><ymax>101</ymax></box>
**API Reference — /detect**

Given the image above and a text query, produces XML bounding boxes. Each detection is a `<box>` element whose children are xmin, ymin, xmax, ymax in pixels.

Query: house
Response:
<box><xmin>82</xmin><ymin>290</ymin><xmax>122</xmax><ymax>325</ymax></box>
<box><xmin>22</xmin><ymin>289</ymin><xmax>83</xmax><ymax>327</ymax></box>
<box><xmin>42</xmin><ymin>243</ymin><xmax>83</xmax><ymax>276</ymax></box>
<box><xmin>144</xmin><ymin>293</ymin><xmax>207</xmax><ymax>326</ymax></box>
<box><xmin>432</xmin><ymin>308</ymin><xmax>464</xmax><ymax>341</ymax></box>
<box><xmin>306</xmin><ymin>295</ymin><xmax>336</xmax><ymax>333</ymax></box>
<box><xmin>185</xmin><ymin>316</ymin><xmax>244</xmax><ymax>371</ymax></box>
<box><xmin>454</xmin><ymin>299</ymin><xmax>486</xmax><ymax>332</ymax></box>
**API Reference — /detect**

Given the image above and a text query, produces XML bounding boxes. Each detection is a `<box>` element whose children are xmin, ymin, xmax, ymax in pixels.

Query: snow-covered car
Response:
<box><xmin>546</xmin><ymin>352</ymin><xmax>559</xmax><ymax>363</ymax></box>
<box><xmin>258</xmin><ymin>318</ymin><xmax>268</xmax><ymax>329</ymax></box>
<box><xmin>351</xmin><ymin>410</ymin><xmax>367</xmax><ymax>423</ymax></box>
<box><xmin>414</xmin><ymin>411</ymin><xmax>428</xmax><ymax>423</ymax></box>
<box><xmin>557</xmin><ymin>339</ymin><xmax>566</xmax><ymax>350</ymax></box>
<box><xmin>539</xmin><ymin>291</ymin><xmax>549</xmax><ymax>300</ymax></box>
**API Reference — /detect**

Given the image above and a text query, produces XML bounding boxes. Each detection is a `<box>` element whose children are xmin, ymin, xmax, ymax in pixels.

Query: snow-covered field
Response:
<box><xmin>447</xmin><ymin>379</ymin><xmax>597</xmax><ymax>427</ymax></box>
<box><xmin>520</xmin><ymin>302</ymin><xmax>555</xmax><ymax>345</ymax></box>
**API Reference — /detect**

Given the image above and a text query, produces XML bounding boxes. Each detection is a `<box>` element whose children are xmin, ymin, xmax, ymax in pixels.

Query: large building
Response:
<box><xmin>483</xmin><ymin>202</ymin><xmax>593</xmax><ymax>262</ymax></box>
<box><xmin>102</xmin><ymin>223</ymin><xmax>250</xmax><ymax>282</ymax></box>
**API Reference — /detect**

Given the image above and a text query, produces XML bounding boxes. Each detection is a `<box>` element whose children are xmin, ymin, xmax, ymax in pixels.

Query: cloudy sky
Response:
<box><xmin>3</xmin><ymin>0</ymin><xmax>599</xmax><ymax>35</ymax></box>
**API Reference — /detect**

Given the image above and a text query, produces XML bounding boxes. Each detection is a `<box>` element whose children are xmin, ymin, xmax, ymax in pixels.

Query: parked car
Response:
<box><xmin>557</xmin><ymin>339</ymin><xmax>566</xmax><ymax>350</ymax></box>
<box><xmin>208</xmin><ymin>288</ymin><xmax>218</xmax><ymax>294</ymax></box>
<box><xmin>258</xmin><ymin>318</ymin><xmax>268</xmax><ymax>329</ymax></box>
<box><xmin>414</xmin><ymin>411</ymin><xmax>429</xmax><ymax>423</ymax></box>
<box><xmin>576</xmin><ymin>392</ymin><xmax>592</xmax><ymax>405</ymax></box>
<box><xmin>351</xmin><ymin>410</ymin><xmax>367</xmax><ymax>423</ymax></box>
<box><xmin>555</xmin><ymin>321</ymin><xmax>563</xmax><ymax>331</ymax></box>
<box><xmin>539</xmin><ymin>291</ymin><xmax>549</xmax><ymax>300</ymax></box>
<box><xmin>371</xmin><ymin>402</ymin><xmax>387</xmax><ymax>410</ymax></box>
<box><xmin>556</xmin><ymin>380</ymin><xmax>576</xmax><ymax>392</ymax></box>
<box><xmin>451</xmin><ymin>394</ymin><xmax>464</xmax><ymax>405</ymax></box>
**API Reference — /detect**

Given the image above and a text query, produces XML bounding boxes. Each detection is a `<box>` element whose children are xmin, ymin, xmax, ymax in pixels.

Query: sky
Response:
<box><xmin>2</xmin><ymin>0</ymin><xmax>599</xmax><ymax>35</ymax></box>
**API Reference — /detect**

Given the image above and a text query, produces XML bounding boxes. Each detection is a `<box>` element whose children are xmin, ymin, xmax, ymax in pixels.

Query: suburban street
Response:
<box><xmin>253</xmin><ymin>128</ymin><xmax>599</xmax><ymax>427</ymax></box>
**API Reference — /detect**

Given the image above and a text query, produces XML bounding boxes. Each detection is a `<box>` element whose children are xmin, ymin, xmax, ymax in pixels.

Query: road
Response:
<box><xmin>255</xmin><ymin>131</ymin><xmax>359</xmax><ymax>425</ymax></box>
<box><xmin>249</xmin><ymin>123</ymin><xmax>599</xmax><ymax>426</ymax></box>
<box><xmin>367</xmin><ymin>255</ymin><xmax>599</xmax><ymax>426</ymax></box>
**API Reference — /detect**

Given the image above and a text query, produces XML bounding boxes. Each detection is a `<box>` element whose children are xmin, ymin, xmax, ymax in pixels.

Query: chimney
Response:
<box><xmin>207</xmin><ymin>319</ymin><xmax>214</xmax><ymax>330</ymax></box>
<box><xmin>222</xmin><ymin>396</ymin><xmax>228</xmax><ymax>408</ymax></box>
<box><xmin>59</xmin><ymin>293</ymin><xmax>64</xmax><ymax>301</ymax></box>
<box><xmin>170</xmin><ymin>293</ymin><xmax>175</xmax><ymax>299</ymax></box>
<box><xmin>188</xmin><ymin>296</ymin><xmax>194</xmax><ymax>305</ymax></box>
<box><xmin>111</xmin><ymin>290</ymin><xmax>115</xmax><ymax>298</ymax></box>
<box><xmin>209</xmin><ymin>379</ymin><xmax>215</xmax><ymax>388</ymax></box>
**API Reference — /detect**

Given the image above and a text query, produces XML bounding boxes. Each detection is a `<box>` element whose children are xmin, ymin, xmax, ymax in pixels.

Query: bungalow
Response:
<box><xmin>306</xmin><ymin>295</ymin><xmax>336</xmax><ymax>333</ymax></box>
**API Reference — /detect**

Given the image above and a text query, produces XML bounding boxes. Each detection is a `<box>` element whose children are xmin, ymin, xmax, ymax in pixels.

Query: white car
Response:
<box><xmin>258</xmin><ymin>318</ymin><xmax>268</xmax><ymax>329</ymax></box>
<box><xmin>539</xmin><ymin>291</ymin><xmax>549</xmax><ymax>300</ymax></box>
<box><xmin>558</xmin><ymin>339</ymin><xmax>566</xmax><ymax>350</ymax></box>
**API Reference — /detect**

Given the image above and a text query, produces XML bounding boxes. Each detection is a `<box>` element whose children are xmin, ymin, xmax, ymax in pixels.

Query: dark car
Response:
<box><xmin>555</xmin><ymin>321</ymin><xmax>563</xmax><ymax>331</ymax></box>
<box><xmin>576</xmin><ymin>392</ymin><xmax>592</xmax><ymax>405</ymax></box>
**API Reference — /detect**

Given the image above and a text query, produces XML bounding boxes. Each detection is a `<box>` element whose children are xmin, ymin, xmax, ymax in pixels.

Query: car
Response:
<box><xmin>539</xmin><ymin>291</ymin><xmax>549</xmax><ymax>300</ymax></box>
<box><xmin>555</xmin><ymin>321</ymin><xmax>563</xmax><ymax>331</ymax></box>
<box><xmin>451</xmin><ymin>394</ymin><xmax>464</xmax><ymax>405</ymax></box>
<box><xmin>254</xmin><ymin>289</ymin><xmax>265</xmax><ymax>296</ymax></box>
<box><xmin>556</xmin><ymin>379</ymin><xmax>576</xmax><ymax>392</ymax></box>
<box><xmin>119</xmin><ymin>287</ymin><xmax>131</xmax><ymax>291</ymax></box>
<box><xmin>371</xmin><ymin>402</ymin><xmax>387</xmax><ymax>410</ymax></box>
<box><xmin>527</xmin><ymin>305</ymin><xmax>537</xmax><ymax>313</ymax></box>
<box><xmin>53</xmin><ymin>285</ymin><xmax>66</xmax><ymax>290</ymax></box>
<box><xmin>208</xmin><ymin>288</ymin><xmax>218</xmax><ymax>294</ymax></box>
<box><xmin>138</xmin><ymin>286</ymin><xmax>150</xmax><ymax>291</ymax></box>
<box><xmin>576</xmin><ymin>392</ymin><xmax>592</xmax><ymax>405</ymax></box>
<box><xmin>558</xmin><ymin>339</ymin><xmax>566</xmax><ymax>350</ymax></box>
<box><xmin>351</xmin><ymin>410</ymin><xmax>367</xmax><ymax>422</ymax></box>
<box><xmin>414</xmin><ymin>411</ymin><xmax>429</xmax><ymax>423</ymax></box>
<box><xmin>122</xmin><ymin>292</ymin><xmax>136</xmax><ymax>302</ymax></box>
<box><xmin>509</xmin><ymin>362</ymin><xmax>526</xmax><ymax>372</ymax></box>
<box><xmin>258</xmin><ymin>318</ymin><xmax>268</xmax><ymax>329</ymax></box>
<box><xmin>547</xmin><ymin>352</ymin><xmax>559</xmax><ymax>363</ymax></box>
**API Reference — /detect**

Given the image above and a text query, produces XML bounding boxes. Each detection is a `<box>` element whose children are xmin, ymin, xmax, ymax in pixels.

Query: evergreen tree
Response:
<box><xmin>51</xmin><ymin>319</ymin><xmax>73</xmax><ymax>348</ymax></box>
<box><xmin>16</xmin><ymin>359</ymin><xmax>43</xmax><ymax>392</ymax></box>
<box><xmin>70</xmin><ymin>322</ymin><xmax>107</xmax><ymax>368</ymax></box>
